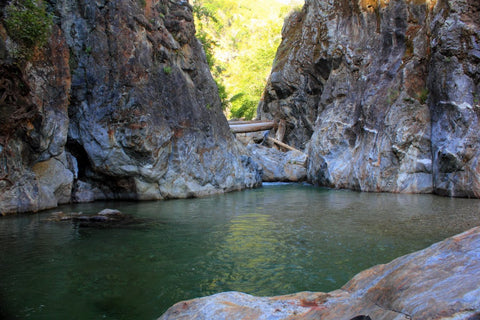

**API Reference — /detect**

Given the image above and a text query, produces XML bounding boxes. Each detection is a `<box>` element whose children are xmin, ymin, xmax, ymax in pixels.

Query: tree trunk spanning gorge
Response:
<box><xmin>259</xmin><ymin>0</ymin><xmax>480</xmax><ymax>196</ymax></box>
<box><xmin>0</xmin><ymin>0</ymin><xmax>261</xmax><ymax>215</ymax></box>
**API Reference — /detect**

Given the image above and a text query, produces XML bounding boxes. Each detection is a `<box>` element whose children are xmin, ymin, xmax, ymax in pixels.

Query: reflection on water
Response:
<box><xmin>0</xmin><ymin>183</ymin><xmax>479</xmax><ymax>319</ymax></box>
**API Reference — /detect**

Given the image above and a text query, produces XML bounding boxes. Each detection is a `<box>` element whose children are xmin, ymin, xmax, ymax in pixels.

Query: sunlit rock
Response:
<box><xmin>159</xmin><ymin>226</ymin><xmax>480</xmax><ymax>319</ymax></box>
<box><xmin>247</xmin><ymin>144</ymin><xmax>307</xmax><ymax>182</ymax></box>
<box><xmin>259</xmin><ymin>0</ymin><xmax>480</xmax><ymax>196</ymax></box>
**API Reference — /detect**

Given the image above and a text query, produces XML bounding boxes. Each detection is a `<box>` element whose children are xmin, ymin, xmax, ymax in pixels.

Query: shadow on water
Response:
<box><xmin>0</xmin><ymin>184</ymin><xmax>480</xmax><ymax>319</ymax></box>
<box><xmin>0</xmin><ymin>291</ymin><xmax>15</xmax><ymax>320</ymax></box>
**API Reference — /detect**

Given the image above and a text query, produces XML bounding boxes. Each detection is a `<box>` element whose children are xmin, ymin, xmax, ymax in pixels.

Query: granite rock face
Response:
<box><xmin>259</xmin><ymin>0</ymin><xmax>480</xmax><ymax>196</ymax></box>
<box><xmin>0</xmin><ymin>23</ymin><xmax>73</xmax><ymax>213</ymax></box>
<box><xmin>59</xmin><ymin>0</ymin><xmax>260</xmax><ymax>201</ymax></box>
<box><xmin>159</xmin><ymin>226</ymin><xmax>480</xmax><ymax>320</ymax></box>
<box><xmin>428</xmin><ymin>0</ymin><xmax>480</xmax><ymax>197</ymax></box>
<box><xmin>247</xmin><ymin>144</ymin><xmax>307</xmax><ymax>182</ymax></box>
<box><xmin>0</xmin><ymin>0</ymin><xmax>260</xmax><ymax>214</ymax></box>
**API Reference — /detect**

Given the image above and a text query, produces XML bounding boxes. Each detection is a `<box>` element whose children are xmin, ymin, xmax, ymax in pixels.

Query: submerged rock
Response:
<box><xmin>47</xmin><ymin>208</ymin><xmax>151</xmax><ymax>228</ymax></box>
<box><xmin>159</xmin><ymin>226</ymin><xmax>480</xmax><ymax>320</ymax></box>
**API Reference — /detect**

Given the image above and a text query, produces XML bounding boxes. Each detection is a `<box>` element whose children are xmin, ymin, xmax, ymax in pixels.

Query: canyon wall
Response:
<box><xmin>0</xmin><ymin>0</ymin><xmax>261</xmax><ymax>215</ymax></box>
<box><xmin>259</xmin><ymin>0</ymin><xmax>480</xmax><ymax>196</ymax></box>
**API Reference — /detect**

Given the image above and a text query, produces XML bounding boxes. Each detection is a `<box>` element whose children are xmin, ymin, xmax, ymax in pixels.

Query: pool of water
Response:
<box><xmin>1</xmin><ymin>183</ymin><xmax>479</xmax><ymax>319</ymax></box>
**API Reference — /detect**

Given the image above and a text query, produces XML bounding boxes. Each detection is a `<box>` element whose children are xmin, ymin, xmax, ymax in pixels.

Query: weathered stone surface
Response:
<box><xmin>259</xmin><ymin>0</ymin><xmax>479</xmax><ymax>196</ymax></box>
<box><xmin>247</xmin><ymin>144</ymin><xmax>307</xmax><ymax>182</ymax></box>
<box><xmin>0</xmin><ymin>0</ymin><xmax>261</xmax><ymax>214</ymax></box>
<box><xmin>60</xmin><ymin>0</ymin><xmax>260</xmax><ymax>201</ymax></box>
<box><xmin>0</xmin><ymin>22</ymin><xmax>72</xmax><ymax>214</ymax></box>
<box><xmin>32</xmin><ymin>154</ymin><xmax>74</xmax><ymax>208</ymax></box>
<box><xmin>428</xmin><ymin>0</ymin><xmax>480</xmax><ymax>197</ymax></box>
<box><xmin>159</xmin><ymin>226</ymin><xmax>480</xmax><ymax>320</ymax></box>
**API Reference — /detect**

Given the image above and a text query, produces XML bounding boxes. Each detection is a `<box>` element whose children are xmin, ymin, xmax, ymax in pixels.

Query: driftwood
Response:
<box><xmin>275</xmin><ymin>119</ymin><xmax>286</xmax><ymax>141</ymax></box>
<box><xmin>229</xmin><ymin>121</ymin><xmax>274</xmax><ymax>133</ymax></box>
<box><xmin>229</xmin><ymin>120</ymin><xmax>307</xmax><ymax>163</ymax></box>
<box><xmin>268</xmin><ymin>137</ymin><xmax>303</xmax><ymax>153</ymax></box>
<box><xmin>228</xmin><ymin>120</ymin><xmax>269</xmax><ymax>125</ymax></box>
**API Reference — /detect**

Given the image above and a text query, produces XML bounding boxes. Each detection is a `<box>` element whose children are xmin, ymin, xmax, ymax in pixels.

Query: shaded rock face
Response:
<box><xmin>59</xmin><ymin>0</ymin><xmax>260</xmax><ymax>201</ymax></box>
<box><xmin>247</xmin><ymin>144</ymin><xmax>307</xmax><ymax>182</ymax></box>
<box><xmin>0</xmin><ymin>0</ymin><xmax>260</xmax><ymax>214</ymax></box>
<box><xmin>0</xmin><ymin>23</ymin><xmax>72</xmax><ymax>213</ymax></box>
<box><xmin>259</xmin><ymin>0</ymin><xmax>480</xmax><ymax>196</ymax></box>
<box><xmin>159</xmin><ymin>226</ymin><xmax>480</xmax><ymax>320</ymax></box>
<box><xmin>428</xmin><ymin>0</ymin><xmax>480</xmax><ymax>197</ymax></box>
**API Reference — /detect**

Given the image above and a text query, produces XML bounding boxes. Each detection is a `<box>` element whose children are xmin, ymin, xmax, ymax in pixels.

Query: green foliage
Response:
<box><xmin>229</xmin><ymin>94</ymin><xmax>257</xmax><ymax>120</ymax></box>
<box><xmin>417</xmin><ymin>88</ymin><xmax>429</xmax><ymax>105</ymax></box>
<box><xmin>193</xmin><ymin>0</ymin><xmax>303</xmax><ymax>119</ymax></box>
<box><xmin>196</xmin><ymin>29</ymin><xmax>217</xmax><ymax>68</ymax></box>
<box><xmin>215</xmin><ymin>78</ymin><xmax>229</xmax><ymax>109</ymax></box>
<box><xmin>163</xmin><ymin>66</ymin><xmax>172</xmax><ymax>75</ymax></box>
<box><xmin>387</xmin><ymin>88</ymin><xmax>400</xmax><ymax>105</ymax></box>
<box><xmin>4</xmin><ymin>0</ymin><xmax>53</xmax><ymax>59</ymax></box>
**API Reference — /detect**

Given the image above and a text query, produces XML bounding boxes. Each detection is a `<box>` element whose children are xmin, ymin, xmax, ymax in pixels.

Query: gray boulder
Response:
<box><xmin>247</xmin><ymin>144</ymin><xmax>307</xmax><ymax>182</ymax></box>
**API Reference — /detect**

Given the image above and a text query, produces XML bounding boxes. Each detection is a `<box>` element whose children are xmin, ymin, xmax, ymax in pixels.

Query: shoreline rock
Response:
<box><xmin>0</xmin><ymin>0</ymin><xmax>261</xmax><ymax>215</ymax></box>
<box><xmin>159</xmin><ymin>226</ymin><xmax>480</xmax><ymax>320</ymax></box>
<box><xmin>259</xmin><ymin>0</ymin><xmax>480</xmax><ymax>196</ymax></box>
<box><xmin>247</xmin><ymin>144</ymin><xmax>307</xmax><ymax>182</ymax></box>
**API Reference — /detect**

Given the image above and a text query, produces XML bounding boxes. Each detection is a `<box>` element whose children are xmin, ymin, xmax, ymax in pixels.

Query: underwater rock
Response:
<box><xmin>46</xmin><ymin>209</ymin><xmax>150</xmax><ymax>228</ymax></box>
<box><xmin>159</xmin><ymin>226</ymin><xmax>480</xmax><ymax>319</ymax></box>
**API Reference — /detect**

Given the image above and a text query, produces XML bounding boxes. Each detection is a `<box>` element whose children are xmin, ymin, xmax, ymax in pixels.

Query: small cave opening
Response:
<box><xmin>66</xmin><ymin>138</ymin><xmax>91</xmax><ymax>179</ymax></box>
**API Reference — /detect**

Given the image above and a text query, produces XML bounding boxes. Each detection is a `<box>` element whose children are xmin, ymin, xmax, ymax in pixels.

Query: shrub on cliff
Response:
<box><xmin>3</xmin><ymin>0</ymin><xmax>52</xmax><ymax>59</ymax></box>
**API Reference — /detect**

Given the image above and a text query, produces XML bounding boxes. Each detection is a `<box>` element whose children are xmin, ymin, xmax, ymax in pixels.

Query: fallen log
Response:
<box><xmin>268</xmin><ymin>137</ymin><xmax>304</xmax><ymax>154</ymax></box>
<box><xmin>229</xmin><ymin>121</ymin><xmax>274</xmax><ymax>133</ymax></box>
<box><xmin>275</xmin><ymin>119</ymin><xmax>286</xmax><ymax>142</ymax></box>
<box><xmin>228</xmin><ymin>120</ymin><xmax>270</xmax><ymax>125</ymax></box>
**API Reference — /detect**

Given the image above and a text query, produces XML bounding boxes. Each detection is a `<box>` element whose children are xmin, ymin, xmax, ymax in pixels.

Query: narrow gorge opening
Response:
<box><xmin>192</xmin><ymin>0</ymin><xmax>304</xmax><ymax>120</ymax></box>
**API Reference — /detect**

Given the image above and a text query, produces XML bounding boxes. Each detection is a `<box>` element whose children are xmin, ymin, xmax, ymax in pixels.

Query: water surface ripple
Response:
<box><xmin>1</xmin><ymin>183</ymin><xmax>479</xmax><ymax>319</ymax></box>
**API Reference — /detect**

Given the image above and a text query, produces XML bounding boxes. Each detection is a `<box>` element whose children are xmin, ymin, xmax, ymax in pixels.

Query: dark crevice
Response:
<box><xmin>66</xmin><ymin>138</ymin><xmax>91</xmax><ymax>179</ymax></box>
<box><xmin>350</xmin><ymin>316</ymin><xmax>372</xmax><ymax>320</ymax></box>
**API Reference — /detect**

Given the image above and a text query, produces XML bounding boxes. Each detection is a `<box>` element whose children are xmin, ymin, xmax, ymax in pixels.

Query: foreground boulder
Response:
<box><xmin>159</xmin><ymin>226</ymin><xmax>480</xmax><ymax>319</ymax></box>
<box><xmin>259</xmin><ymin>0</ymin><xmax>480</xmax><ymax>196</ymax></box>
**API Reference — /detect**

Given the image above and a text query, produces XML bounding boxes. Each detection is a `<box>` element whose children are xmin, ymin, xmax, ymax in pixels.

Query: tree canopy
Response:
<box><xmin>193</xmin><ymin>0</ymin><xmax>303</xmax><ymax>119</ymax></box>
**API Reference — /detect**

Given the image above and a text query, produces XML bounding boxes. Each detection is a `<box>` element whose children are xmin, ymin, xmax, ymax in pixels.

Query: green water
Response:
<box><xmin>1</xmin><ymin>183</ymin><xmax>480</xmax><ymax>319</ymax></box>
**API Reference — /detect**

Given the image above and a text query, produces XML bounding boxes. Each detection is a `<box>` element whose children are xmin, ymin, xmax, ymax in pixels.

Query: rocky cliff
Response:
<box><xmin>0</xmin><ymin>0</ymin><xmax>261</xmax><ymax>215</ymax></box>
<box><xmin>259</xmin><ymin>0</ymin><xmax>480</xmax><ymax>196</ymax></box>
<box><xmin>160</xmin><ymin>226</ymin><xmax>480</xmax><ymax>319</ymax></box>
